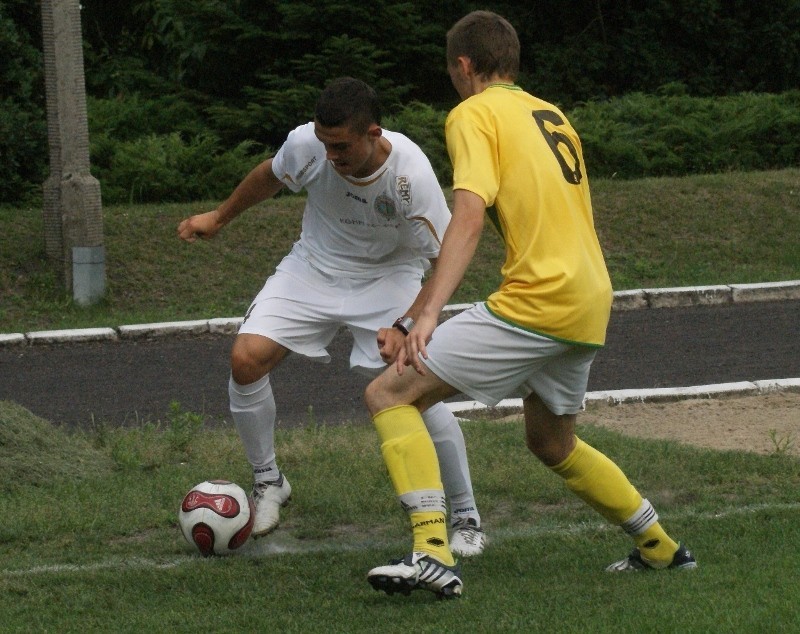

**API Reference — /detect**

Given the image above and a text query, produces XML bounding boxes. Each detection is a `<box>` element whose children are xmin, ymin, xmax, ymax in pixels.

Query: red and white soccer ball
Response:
<box><xmin>178</xmin><ymin>480</ymin><xmax>255</xmax><ymax>556</ymax></box>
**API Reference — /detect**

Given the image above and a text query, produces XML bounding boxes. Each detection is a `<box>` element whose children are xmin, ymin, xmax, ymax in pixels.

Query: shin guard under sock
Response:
<box><xmin>422</xmin><ymin>402</ymin><xmax>479</xmax><ymax>524</ymax></box>
<box><xmin>374</xmin><ymin>405</ymin><xmax>453</xmax><ymax>565</ymax></box>
<box><xmin>229</xmin><ymin>374</ymin><xmax>279</xmax><ymax>482</ymax></box>
<box><xmin>551</xmin><ymin>437</ymin><xmax>678</xmax><ymax>565</ymax></box>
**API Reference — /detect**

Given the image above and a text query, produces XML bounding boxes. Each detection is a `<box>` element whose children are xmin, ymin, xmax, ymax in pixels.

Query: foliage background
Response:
<box><xmin>2</xmin><ymin>0</ymin><xmax>800</xmax><ymax>205</ymax></box>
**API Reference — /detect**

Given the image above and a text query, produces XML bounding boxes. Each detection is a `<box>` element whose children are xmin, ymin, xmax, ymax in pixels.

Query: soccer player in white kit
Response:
<box><xmin>177</xmin><ymin>77</ymin><xmax>486</xmax><ymax>556</ymax></box>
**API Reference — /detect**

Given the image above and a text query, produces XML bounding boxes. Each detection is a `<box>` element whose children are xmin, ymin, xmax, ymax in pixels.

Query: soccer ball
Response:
<box><xmin>178</xmin><ymin>480</ymin><xmax>255</xmax><ymax>556</ymax></box>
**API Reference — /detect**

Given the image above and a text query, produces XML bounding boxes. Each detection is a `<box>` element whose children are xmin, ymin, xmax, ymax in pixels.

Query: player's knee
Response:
<box><xmin>525</xmin><ymin>431</ymin><xmax>561</xmax><ymax>465</ymax></box>
<box><xmin>523</xmin><ymin>394</ymin><xmax>577</xmax><ymax>465</ymax></box>
<box><xmin>363</xmin><ymin>378</ymin><xmax>383</xmax><ymax>416</ymax></box>
<box><xmin>230</xmin><ymin>335</ymin><xmax>287</xmax><ymax>385</ymax></box>
<box><xmin>230</xmin><ymin>344</ymin><xmax>268</xmax><ymax>386</ymax></box>
<box><xmin>364</xmin><ymin>374</ymin><xmax>404</xmax><ymax>417</ymax></box>
<box><xmin>524</xmin><ymin>420</ymin><xmax>575</xmax><ymax>466</ymax></box>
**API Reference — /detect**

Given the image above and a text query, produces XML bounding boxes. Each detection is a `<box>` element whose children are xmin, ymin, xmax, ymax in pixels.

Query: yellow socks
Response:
<box><xmin>550</xmin><ymin>437</ymin><xmax>679</xmax><ymax>566</ymax></box>
<box><xmin>373</xmin><ymin>405</ymin><xmax>454</xmax><ymax>566</ymax></box>
<box><xmin>633</xmin><ymin>521</ymin><xmax>680</xmax><ymax>567</ymax></box>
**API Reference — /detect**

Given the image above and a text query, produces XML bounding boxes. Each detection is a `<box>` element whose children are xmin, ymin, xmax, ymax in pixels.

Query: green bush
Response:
<box><xmin>16</xmin><ymin>89</ymin><xmax>800</xmax><ymax>205</ymax></box>
<box><xmin>0</xmin><ymin>98</ymin><xmax>46</xmax><ymax>204</ymax></box>
<box><xmin>382</xmin><ymin>90</ymin><xmax>800</xmax><ymax>183</ymax></box>
<box><xmin>572</xmin><ymin>89</ymin><xmax>800</xmax><ymax>178</ymax></box>
<box><xmin>90</xmin><ymin>89</ymin><xmax>800</xmax><ymax>202</ymax></box>
<box><xmin>384</xmin><ymin>101</ymin><xmax>450</xmax><ymax>186</ymax></box>
<box><xmin>92</xmin><ymin>132</ymin><xmax>271</xmax><ymax>204</ymax></box>
<box><xmin>88</xmin><ymin>94</ymin><xmax>208</xmax><ymax>141</ymax></box>
<box><xmin>1</xmin><ymin>1</ymin><xmax>46</xmax><ymax>206</ymax></box>
<box><xmin>86</xmin><ymin>93</ymin><xmax>274</xmax><ymax>204</ymax></box>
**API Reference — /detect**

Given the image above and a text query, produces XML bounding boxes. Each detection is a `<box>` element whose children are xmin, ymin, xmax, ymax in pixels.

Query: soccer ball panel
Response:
<box><xmin>178</xmin><ymin>480</ymin><xmax>254</xmax><ymax>556</ymax></box>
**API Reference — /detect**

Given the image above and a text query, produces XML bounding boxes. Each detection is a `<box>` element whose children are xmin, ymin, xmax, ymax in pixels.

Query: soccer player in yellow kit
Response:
<box><xmin>364</xmin><ymin>11</ymin><xmax>696</xmax><ymax>598</ymax></box>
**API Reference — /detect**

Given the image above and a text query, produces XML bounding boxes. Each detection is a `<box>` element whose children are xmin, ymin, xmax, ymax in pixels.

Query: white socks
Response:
<box><xmin>228</xmin><ymin>374</ymin><xmax>279</xmax><ymax>483</ymax></box>
<box><xmin>422</xmin><ymin>402</ymin><xmax>480</xmax><ymax>526</ymax></box>
<box><xmin>228</xmin><ymin>377</ymin><xmax>480</xmax><ymax>526</ymax></box>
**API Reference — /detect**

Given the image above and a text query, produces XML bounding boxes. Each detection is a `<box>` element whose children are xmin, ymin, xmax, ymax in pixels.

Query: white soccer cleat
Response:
<box><xmin>251</xmin><ymin>474</ymin><xmax>292</xmax><ymax>537</ymax></box>
<box><xmin>367</xmin><ymin>552</ymin><xmax>463</xmax><ymax>599</ymax></box>
<box><xmin>449</xmin><ymin>517</ymin><xmax>487</xmax><ymax>557</ymax></box>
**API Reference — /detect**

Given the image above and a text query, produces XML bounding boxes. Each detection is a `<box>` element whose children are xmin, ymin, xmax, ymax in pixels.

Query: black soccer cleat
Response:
<box><xmin>606</xmin><ymin>543</ymin><xmax>698</xmax><ymax>572</ymax></box>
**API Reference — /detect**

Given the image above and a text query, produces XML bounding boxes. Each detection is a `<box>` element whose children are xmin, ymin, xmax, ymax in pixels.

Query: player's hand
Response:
<box><xmin>396</xmin><ymin>315</ymin><xmax>437</xmax><ymax>376</ymax></box>
<box><xmin>177</xmin><ymin>210</ymin><xmax>224</xmax><ymax>243</ymax></box>
<box><xmin>378</xmin><ymin>327</ymin><xmax>406</xmax><ymax>364</ymax></box>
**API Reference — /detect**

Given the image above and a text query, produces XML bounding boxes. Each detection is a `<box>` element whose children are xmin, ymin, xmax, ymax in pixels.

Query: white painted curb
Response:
<box><xmin>445</xmin><ymin>378</ymin><xmax>800</xmax><ymax>417</ymax></box>
<box><xmin>118</xmin><ymin>320</ymin><xmax>209</xmax><ymax>339</ymax></box>
<box><xmin>2</xmin><ymin>281</ymin><xmax>798</xmax><ymax>346</ymax></box>
<box><xmin>26</xmin><ymin>327</ymin><xmax>118</xmax><ymax>345</ymax></box>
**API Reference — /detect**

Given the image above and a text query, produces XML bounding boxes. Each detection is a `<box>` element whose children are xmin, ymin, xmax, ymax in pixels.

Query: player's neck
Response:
<box><xmin>476</xmin><ymin>75</ymin><xmax>515</xmax><ymax>94</ymax></box>
<box><xmin>354</xmin><ymin>136</ymin><xmax>391</xmax><ymax>178</ymax></box>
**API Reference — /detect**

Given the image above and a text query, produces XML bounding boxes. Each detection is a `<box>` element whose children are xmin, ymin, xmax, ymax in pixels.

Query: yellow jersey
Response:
<box><xmin>446</xmin><ymin>84</ymin><xmax>612</xmax><ymax>346</ymax></box>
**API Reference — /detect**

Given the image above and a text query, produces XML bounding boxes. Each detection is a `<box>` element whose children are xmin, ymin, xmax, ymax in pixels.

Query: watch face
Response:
<box><xmin>394</xmin><ymin>317</ymin><xmax>415</xmax><ymax>334</ymax></box>
<box><xmin>393</xmin><ymin>317</ymin><xmax>414</xmax><ymax>335</ymax></box>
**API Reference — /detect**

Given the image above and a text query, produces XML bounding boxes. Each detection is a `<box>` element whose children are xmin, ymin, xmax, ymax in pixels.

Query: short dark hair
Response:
<box><xmin>447</xmin><ymin>11</ymin><xmax>520</xmax><ymax>81</ymax></box>
<box><xmin>314</xmin><ymin>77</ymin><xmax>382</xmax><ymax>133</ymax></box>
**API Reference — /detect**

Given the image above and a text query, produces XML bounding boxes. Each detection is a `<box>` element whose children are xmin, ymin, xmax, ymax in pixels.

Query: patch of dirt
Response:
<box><xmin>491</xmin><ymin>391</ymin><xmax>800</xmax><ymax>456</ymax></box>
<box><xmin>581</xmin><ymin>391</ymin><xmax>800</xmax><ymax>456</ymax></box>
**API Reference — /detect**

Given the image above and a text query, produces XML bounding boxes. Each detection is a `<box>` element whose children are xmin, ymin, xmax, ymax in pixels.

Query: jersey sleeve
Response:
<box><xmin>446</xmin><ymin>107</ymin><xmax>499</xmax><ymax>207</ymax></box>
<box><xmin>271</xmin><ymin>123</ymin><xmax>320</xmax><ymax>193</ymax></box>
<box><xmin>396</xmin><ymin>145</ymin><xmax>450</xmax><ymax>260</ymax></box>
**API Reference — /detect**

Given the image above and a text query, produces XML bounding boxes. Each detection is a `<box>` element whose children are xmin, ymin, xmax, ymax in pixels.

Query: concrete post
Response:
<box><xmin>41</xmin><ymin>0</ymin><xmax>105</xmax><ymax>304</ymax></box>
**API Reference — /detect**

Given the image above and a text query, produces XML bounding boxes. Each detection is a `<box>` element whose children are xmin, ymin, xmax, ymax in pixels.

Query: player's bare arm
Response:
<box><xmin>177</xmin><ymin>158</ymin><xmax>284</xmax><ymax>243</ymax></box>
<box><xmin>376</xmin><ymin>257</ymin><xmax>439</xmax><ymax>365</ymax></box>
<box><xmin>400</xmin><ymin>189</ymin><xmax>485</xmax><ymax>375</ymax></box>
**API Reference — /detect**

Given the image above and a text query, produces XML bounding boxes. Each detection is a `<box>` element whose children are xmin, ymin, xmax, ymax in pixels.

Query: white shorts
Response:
<box><xmin>239</xmin><ymin>248</ymin><xmax>422</xmax><ymax>377</ymax></box>
<box><xmin>422</xmin><ymin>303</ymin><xmax>598</xmax><ymax>415</ymax></box>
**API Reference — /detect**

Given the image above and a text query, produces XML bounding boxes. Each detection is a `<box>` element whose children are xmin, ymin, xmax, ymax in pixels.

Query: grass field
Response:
<box><xmin>2</xmin><ymin>167</ymin><xmax>799</xmax><ymax>631</ymax></box>
<box><xmin>1</xmin><ymin>401</ymin><xmax>799</xmax><ymax>632</ymax></box>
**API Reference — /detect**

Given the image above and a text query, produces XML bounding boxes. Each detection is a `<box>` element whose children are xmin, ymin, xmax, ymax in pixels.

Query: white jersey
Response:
<box><xmin>271</xmin><ymin>122</ymin><xmax>450</xmax><ymax>278</ymax></box>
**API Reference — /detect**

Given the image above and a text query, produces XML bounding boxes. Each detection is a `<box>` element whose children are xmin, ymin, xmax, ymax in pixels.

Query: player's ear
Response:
<box><xmin>367</xmin><ymin>124</ymin><xmax>382</xmax><ymax>139</ymax></box>
<box><xmin>457</xmin><ymin>55</ymin><xmax>473</xmax><ymax>77</ymax></box>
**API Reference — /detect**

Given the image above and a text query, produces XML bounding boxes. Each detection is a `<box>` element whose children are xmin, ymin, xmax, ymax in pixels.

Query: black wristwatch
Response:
<box><xmin>392</xmin><ymin>316</ymin><xmax>415</xmax><ymax>336</ymax></box>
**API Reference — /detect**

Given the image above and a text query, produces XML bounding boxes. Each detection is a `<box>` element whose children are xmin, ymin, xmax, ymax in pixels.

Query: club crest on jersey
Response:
<box><xmin>374</xmin><ymin>194</ymin><xmax>397</xmax><ymax>220</ymax></box>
